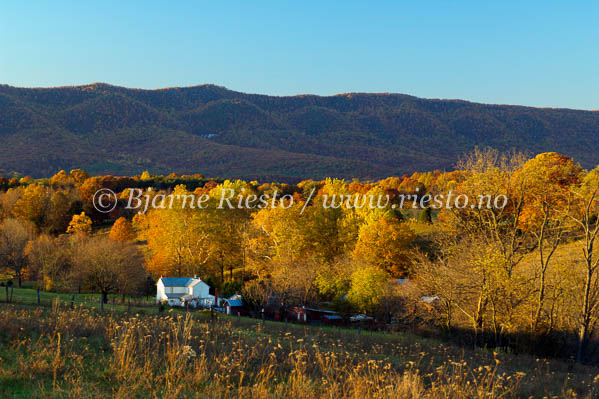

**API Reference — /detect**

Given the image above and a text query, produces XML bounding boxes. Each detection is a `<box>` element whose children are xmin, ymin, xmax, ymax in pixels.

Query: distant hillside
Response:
<box><xmin>1</xmin><ymin>83</ymin><xmax>598</xmax><ymax>180</ymax></box>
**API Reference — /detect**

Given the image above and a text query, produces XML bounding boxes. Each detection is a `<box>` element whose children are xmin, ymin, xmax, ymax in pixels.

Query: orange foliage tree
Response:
<box><xmin>109</xmin><ymin>217</ymin><xmax>136</xmax><ymax>242</ymax></box>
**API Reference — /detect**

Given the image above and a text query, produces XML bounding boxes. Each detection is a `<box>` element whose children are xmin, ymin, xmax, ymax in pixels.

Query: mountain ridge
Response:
<box><xmin>1</xmin><ymin>83</ymin><xmax>598</xmax><ymax>181</ymax></box>
<box><xmin>5</xmin><ymin>82</ymin><xmax>595</xmax><ymax>111</ymax></box>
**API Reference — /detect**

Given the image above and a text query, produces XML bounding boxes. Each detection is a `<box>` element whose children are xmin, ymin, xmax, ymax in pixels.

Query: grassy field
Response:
<box><xmin>2</xmin><ymin>299</ymin><xmax>599</xmax><ymax>398</ymax></box>
<box><xmin>1</xmin><ymin>286</ymin><xmax>160</xmax><ymax>314</ymax></box>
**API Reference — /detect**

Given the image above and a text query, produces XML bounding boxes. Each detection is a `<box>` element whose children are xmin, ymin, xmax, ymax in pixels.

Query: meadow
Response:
<box><xmin>1</xmin><ymin>286</ymin><xmax>158</xmax><ymax>314</ymax></box>
<box><xmin>2</xmin><ymin>299</ymin><xmax>599</xmax><ymax>398</ymax></box>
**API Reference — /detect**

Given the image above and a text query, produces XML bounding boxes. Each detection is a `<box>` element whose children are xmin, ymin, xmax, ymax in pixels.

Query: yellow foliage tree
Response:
<box><xmin>50</xmin><ymin>170</ymin><xmax>73</xmax><ymax>186</ymax></box>
<box><xmin>347</xmin><ymin>264</ymin><xmax>389</xmax><ymax>312</ymax></box>
<box><xmin>140</xmin><ymin>171</ymin><xmax>151</xmax><ymax>181</ymax></box>
<box><xmin>12</xmin><ymin>184</ymin><xmax>50</xmax><ymax>227</ymax></box>
<box><xmin>141</xmin><ymin>186</ymin><xmax>216</xmax><ymax>278</ymax></box>
<box><xmin>353</xmin><ymin>218</ymin><xmax>415</xmax><ymax>277</ymax></box>
<box><xmin>69</xmin><ymin>169</ymin><xmax>89</xmax><ymax>185</ymax></box>
<box><xmin>67</xmin><ymin>212</ymin><xmax>92</xmax><ymax>234</ymax></box>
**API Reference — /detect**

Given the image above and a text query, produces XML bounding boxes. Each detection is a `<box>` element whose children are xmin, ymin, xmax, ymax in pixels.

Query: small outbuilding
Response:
<box><xmin>286</xmin><ymin>306</ymin><xmax>341</xmax><ymax>324</ymax></box>
<box><xmin>223</xmin><ymin>294</ymin><xmax>244</xmax><ymax>315</ymax></box>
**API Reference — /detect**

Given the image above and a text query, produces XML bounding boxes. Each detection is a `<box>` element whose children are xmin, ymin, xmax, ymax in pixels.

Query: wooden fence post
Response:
<box><xmin>71</xmin><ymin>294</ymin><xmax>75</xmax><ymax>309</ymax></box>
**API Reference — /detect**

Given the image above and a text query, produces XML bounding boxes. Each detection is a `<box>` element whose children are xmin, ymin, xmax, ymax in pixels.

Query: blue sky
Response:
<box><xmin>1</xmin><ymin>1</ymin><xmax>598</xmax><ymax>109</ymax></box>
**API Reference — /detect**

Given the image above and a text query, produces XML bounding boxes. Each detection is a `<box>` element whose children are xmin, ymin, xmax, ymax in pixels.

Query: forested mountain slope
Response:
<box><xmin>1</xmin><ymin>83</ymin><xmax>598</xmax><ymax>180</ymax></box>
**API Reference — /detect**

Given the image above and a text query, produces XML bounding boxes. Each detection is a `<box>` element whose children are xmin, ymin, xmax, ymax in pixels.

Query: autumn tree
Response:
<box><xmin>140</xmin><ymin>171</ymin><xmax>151</xmax><ymax>181</ymax></box>
<box><xmin>270</xmin><ymin>256</ymin><xmax>321</xmax><ymax>306</ymax></box>
<box><xmin>242</xmin><ymin>278</ymin><xmax>274</xmax><ymax>311</ymax></box>
<box><xmin>109</xmin><ymin>217</ymin><xmax>136</xmax><ymax>242</ymax></box>
<box><xmin>516</xmin><ymin>153</ymin><xmax>582</xmax><ymax>335</ymax></box>
<box><xmin>48</xmin><ymin>190</ymin><xmax>76</xmax><ymax>233</ymax></box>
<box><xmin>9</xmin><ymin>184</ymin><xmax>76</xmax><ymax>233</ymax></box>
<box><xmin>413</xmin><ymin>235</ymin><xmax>521</xmax><ymax>347</ymax></box>
<box><xmin>50</xmin><ymin>170</ymin><xmax>74</xmax><ymax>187</ymax></box>
<box><xmin>12</xmin><ymin>184</ymin><xmax>50</xmax><ymax>227</ymax></box>
<box><xmin>69</xmin><ymin>169</ymin><xmax>89</xmax><ymax>185</ymax></box>
<box><xmin>436</xmin><ymin>149</ymin><xmax>534</xmax><ymax>343</ymax></box>
<box><xmin>347</xmin><ymin>264</ymin><xmax>389</xmax><ymax>313</ymax></box>
<box><xmin>353</xmin><ymin>217</ymin><xmax>415</xmax><ymax>277</ymax></box>
<box><xmin>72</xmin><ymin>237</ymin><xmax>146</xmax><ymax>307</ymax></box>
<box><xmin>568</xmin><ymin>166</ymin><xmax>599</xmax><ymax>362</ymax></box>
<box><xmin>314</xmin><ymin>256</ymin><xmax>353</xmax><ymax>301</ymax></box>
<box><xmin>0</xmin><ymin>188</ymin><xmax>22</xmax><ymax>220</ymax></box>
<box><xmin>78</xmin><ymin>177</ymin><xmax>113</xmax><ymax>222</ymax></box>
<box><xmin>0</xmin><ymin>218</ymin><xmax>34</xmax><ymax>287</ymax></box>
<box><xmin>207</xmin><ymin>181</ymin><xmax>253</xmax><ymax>282</ymax></box>
<box><xmin>142</xmin><ymin>185</ymin><xmax>213</xmax><ymax>278</ymax></box>
<box><xmin>26</xmin><ymin>234</ymin><xmax>69</xmax><ymax>291</ymax></box>
<box><xmin>67</xmin><ymin>212</ymin><xmax>92</xmax><ymax>234</ymax></box>
<box><xmin>251</xmin><ymin>201</ymin><xmax>309</xmax><ymax>265</ymax></box>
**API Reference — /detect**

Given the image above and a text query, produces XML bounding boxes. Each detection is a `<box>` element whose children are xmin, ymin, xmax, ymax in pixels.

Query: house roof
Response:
<box><xmin>225</xmin><ymin>294</ymin><xmax>243</xmax><ymax>307</ymax></box>
<box><xmin>160</xmin><ymin>277</ymin><xmax>198</xmax><ymax>287</ymax></box>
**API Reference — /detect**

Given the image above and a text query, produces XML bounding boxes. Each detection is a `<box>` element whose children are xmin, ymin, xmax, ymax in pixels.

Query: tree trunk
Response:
<box><xmin>532</xmin><ymin>272</ymin><xmax>546</xmax><ymax>335</ymax></box>
<box><xmin>220</xmin><ymin>251</ymin><xmax>225</xmax><ymax>282</ymax></box>
<box><xmin>474</xmin><ymin>295</ymin><xmax>486</xmax><ymax>348</ymax></box>
<box><xmin>577</xmin><ymin>263</ymin><xmax>594</xmax><ymax>363</ymax></box>
<box><xmin>100</xmin><ymin>292</ymin><xmax>107</xmax><ymax>311</ymax></box>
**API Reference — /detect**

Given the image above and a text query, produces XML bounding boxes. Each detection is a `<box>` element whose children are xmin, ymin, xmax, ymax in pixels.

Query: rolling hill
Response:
<box><xmin>1</xmin><ymin>83</ymin><xmax>598</xmax><ymax>181</ymax></box>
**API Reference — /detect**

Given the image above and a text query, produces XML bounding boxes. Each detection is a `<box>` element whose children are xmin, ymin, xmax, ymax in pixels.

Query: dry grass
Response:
<box><xmin>1</xmin><ymin>303</ymin><xmax>599</xmax><ymax>398</ymax></box>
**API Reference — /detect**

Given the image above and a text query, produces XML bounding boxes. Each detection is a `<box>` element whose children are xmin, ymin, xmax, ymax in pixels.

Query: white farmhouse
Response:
<box><xmin>156</xmin><ymin>277</ymin><xmax>214</xmax><ymax>308</ymax></box>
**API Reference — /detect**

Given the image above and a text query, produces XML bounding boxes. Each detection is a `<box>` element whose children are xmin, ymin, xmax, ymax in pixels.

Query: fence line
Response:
<box><xmin>1</xmin><ymin>287</ymin><xmax>159</xmax><ymax>313</ymax></box>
